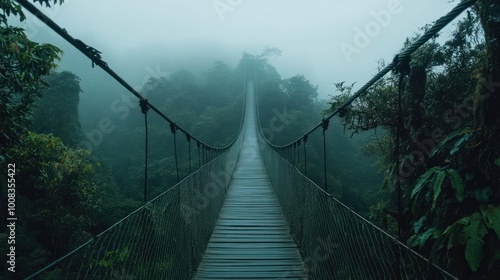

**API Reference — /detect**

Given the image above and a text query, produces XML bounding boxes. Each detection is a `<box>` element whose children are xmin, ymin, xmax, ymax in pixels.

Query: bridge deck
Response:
<box><xmin>193</xmin><ymin>82</ymin><xmax>306</xmax><ymax>279</ymax></box>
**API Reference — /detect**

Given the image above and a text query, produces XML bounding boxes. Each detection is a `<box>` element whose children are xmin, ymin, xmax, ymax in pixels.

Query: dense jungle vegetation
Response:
<box><xmin>320</xmin><ymin>2</ymin><xmax>500</xmax><ymax>279</ymax></box>
<box><xmin>1</xmin><ymin>0</ymin><xmax>499</xmax><ymax>279</ymax></box>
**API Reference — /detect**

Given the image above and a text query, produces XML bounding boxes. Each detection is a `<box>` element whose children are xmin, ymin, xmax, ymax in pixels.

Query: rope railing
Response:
<box><xmin>24</xmin><ymin>68</ymin><xmax>247</xmax><ymax>279</ymax></box>
<box><xmin>14</xmin><ymin>0</ymin><xmax>233</xmax><ymax>154</ymax></box>
<box><xmin>14</xmin><ymin>0</ymin><xmax>242</xmax><ymax>205</ymax></box>
<box><xmin>254</xmin><ymin>64</ymin><xmax>458</xmax><ymax>280</ymax></box>
<box><xmin>258</xmin><ymin>0</ymin><xmax>478</xmax><ymax>193</ymax></box>
<box><xmin>253</xmin><ymin>0</ymin><xmax>478</xmax><ymax>279</ymax></box>
<box><xmin>15</xmin><ymin>0</ymin><xmax>249</xmax><ymax>278</ymax></box>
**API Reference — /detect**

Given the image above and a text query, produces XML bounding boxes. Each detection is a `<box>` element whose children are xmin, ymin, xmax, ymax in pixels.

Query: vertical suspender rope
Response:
<box><xmin>297</xmin><ymin>140</ymin><xmax>301</xmax><ymax>165</ymax></box>
<box><xmin>303</xmin><ymin>135</ymin><xmax>308</xmax><ymax>176</ymax></box>
<box><xmin>187</xmin><ymin>134</ymin><xmax>192</xmax><ymax>174</ymax></box>
<box><xmin>202</xmin><ymin>145</ymin><xmax>206</xmax><ymax>165</ymax></box>
<box><xmin>197</xmin><ymin>142</ymin><xmax>201</xmax><ymax>168</ymax></box>
<box><xmin>140</xmin><ymin>99</ymin><xmax>150</xmax><ymax>204</ymax></box>
<box><xmin>321</xmin><ymin>119</ymin><xmax>330</xmax><ymax>193</ymax></box>
<box><xmin>170</xmin><ymin>123</ymin><xmax>180</xmax><ymax>183</ymax></box>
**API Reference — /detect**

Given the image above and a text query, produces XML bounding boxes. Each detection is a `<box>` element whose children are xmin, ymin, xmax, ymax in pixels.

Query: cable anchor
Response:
<box><xmin>321</xmin><ymin>118</ymin><xmax>330</xmax><ymax>134</ymax></box>
<box><xmin>170</xmin><ymin>123</ymin><xmax>177</xmax><ymax>134</ymax></box>
<box><xmin>139</xmin><ymin>99</ymin><xmax>149</xmax><ymax>115</ymax></box>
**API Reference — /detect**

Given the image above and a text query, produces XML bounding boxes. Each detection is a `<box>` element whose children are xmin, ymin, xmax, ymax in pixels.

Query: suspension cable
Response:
<box><xmin>263</xmin><ymin>0</ymin><xmax>478</xmax><ymax>150</ymax></box>
<box><xmin>13</xmin><ymin>0</ymin><xmax>231</xmax><ymax>153</ymax></box>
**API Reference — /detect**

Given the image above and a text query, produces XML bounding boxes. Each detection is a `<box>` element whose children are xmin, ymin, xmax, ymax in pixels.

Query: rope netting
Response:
<box><xmin>26</xmin><ymin>136</ymin><xmax>242</xmax><ymax>279</ymax></box>
<box><xmin>254</xmin><ymin>1</ymin><xmax>478</xmax><ymax>279</ymax></box>
<box><xmin>258</xmin><ymin>141</ymin><xmax>457</xmax><ymax>279</ymax></box>
<box><xmin>13</xmin><ymin>0</ymin><xmax>248</xmax><ymax>278</ymax></box>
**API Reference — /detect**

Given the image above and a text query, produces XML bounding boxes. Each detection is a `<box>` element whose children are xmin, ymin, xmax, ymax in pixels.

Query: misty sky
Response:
<box><xmin>19</xmin><ymin>0</ymin><xmax>462</xmax><ymax>100</ymax></box>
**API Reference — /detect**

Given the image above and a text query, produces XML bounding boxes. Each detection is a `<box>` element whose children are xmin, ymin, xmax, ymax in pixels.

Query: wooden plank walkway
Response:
<box><xmin>193</xmin><ymin>82</ymin><xmax>306</xmax><ymax>279</ymax></box>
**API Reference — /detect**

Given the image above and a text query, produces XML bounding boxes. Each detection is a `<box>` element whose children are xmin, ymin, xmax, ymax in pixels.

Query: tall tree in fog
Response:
<box><xmin>32</xmin><ymin>71</ymin><xmax>83</xmax><ymax>147</ymax></box>
<box><xmin>205</xmin><ymin>60</ymin><xmax>233</xmax><ymax>106</ymax></box>
<box><xmin>281</xmin><ymin>74</ymin><xmax>319</xmax><ymax>110</ymax></box>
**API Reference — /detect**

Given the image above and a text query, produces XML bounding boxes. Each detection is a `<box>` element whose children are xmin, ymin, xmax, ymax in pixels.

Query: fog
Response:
<box><xmin>19</xmin><ymin>0</ymin><xmax>459</xmax><ymax>107</ymax></box>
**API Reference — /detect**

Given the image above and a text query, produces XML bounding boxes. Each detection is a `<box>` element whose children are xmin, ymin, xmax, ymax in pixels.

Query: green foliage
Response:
<box><xmin>94</xmin><ymin>59</ymin><xmax>245</xmax><ymax>204</ymax></box>
<box><xmin>254</xmin><ymin>50</ymin><xmax>382</xmax><ymax>217</ymax></box>
<box><xmin>0</xmin><ymin>130</ymin><xmax>113</xmax><ymax>277</ymax></box>
<box><xmin>461</xmin><ymin>212</ymin><xmax>487</xmax><ymax>272</ymax></box>
<box><xmin>410</xmin><ymin>166</ymin><xmax>467</xmax><ymax>214</ymax></box>
<box><xmin>480</xmin><ymin>205</ymin><xmax>500</xmax><ymax>240</ymax></box>
<box><xmin>98</xmin><ymin>247</ymin><xmax>130</xmax><ymax>269</ymax></box>
<box><xmin>281</xmin><ymin>74</ymin><xmax>318</xmax><ymax>110</ymax></box>
<box><xmin>430</xmin><ymin>129</ymin><xmax>471</xmax><ymax>157</ymax></box>
<box><xmin>32</xmin><ymin>71</ymin><xmax>83</xmax><ymax>146</ymax></box>
<box><xmin>325</xmin><ymin>7</ymin><xmax>500</xmax><ymax>279</ymax></box>
<box><xmin>448</xmin><ymin>169</ymin><xmax>465</xmax><ymax>203</ymax></box>
<box><xmin>1</xmin><ymin>0</ymin><xmax>62</xmax><ymax>158</ymax></box>
<box><xmin>427</xmin><ymin>206</ymin><xmax>500</xmax><ymax>273</ymax></box>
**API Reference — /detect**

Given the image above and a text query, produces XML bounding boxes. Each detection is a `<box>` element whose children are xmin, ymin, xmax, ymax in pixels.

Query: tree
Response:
<box><xmin>0</xmin><ymin>2</ymin><xmax>128</xmax><ymax>278</ymax></box>
<box><xmin>474</xmin><ymin>0</ymin><xmax>500</xmax><ymax>128</ymax></box>
<box><xmin>32</xmin><ymin>71</ymin><xmax>83</xmax><ymax>147</ymax></box>
<box><xmin>0</xmin><ymin>0</ymin><xmax>62</xmax><ymax>160</ymax></box>
<box><xmin>281</xmin><ymin>74</ymin><xmax>318</xmax><ymax>110</ymax></box>
<box><xmin>204</xmin><ymin>60</ymin><xmax>234</xmax><ymax>106</ymax></box>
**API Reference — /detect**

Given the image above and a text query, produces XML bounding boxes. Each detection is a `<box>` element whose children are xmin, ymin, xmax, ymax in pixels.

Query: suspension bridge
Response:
<box><xmin>15</xmin><ymin>0</ymin><xmax>480</xmax><ymax>279</ymax></box>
